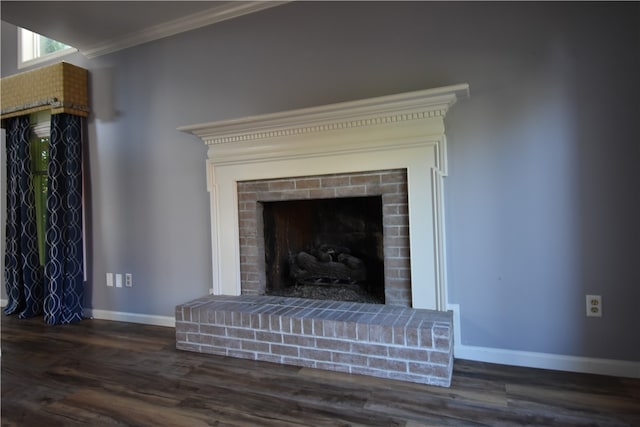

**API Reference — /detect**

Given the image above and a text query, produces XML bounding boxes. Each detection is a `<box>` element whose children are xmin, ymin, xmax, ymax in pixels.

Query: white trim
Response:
<box><xmin>180</xmin><ymin>85</ymin><xmax>469</xmax><ymax>311</ymax></box>
<box><xmin>0</xmin><ymin>304</ymin><xmax>174</xmax><ymax>327</ymax></box>
<box><xmin>18</xmin><ymin>28</ymin><xmax>77</xmax><ymax>69</ymax></box>
<box><xmin>82</xmin><ymin>1</ymin><xmax>289</xmax><ymax>58</ymax></box>
<box><xmin>18</xmin><ymin>46</ymin><xmax>77</xmax><ymax>69</ymax></box>
<box><xmin>178</xmin><ymin>84</ymin><xmax>469</xmax><ymax>147</ymax></box>
<box><xmin>84</xmin><ymin>308</ymin><xmax>175</xmax><ymax>328</ymax></box>
<box><xmin>447</xmin><ymin>304</ymin><xmax>640</xmax><ymax>379</ymax></box>
<box><xmin>31</xmin><ymin>121</ymin><xmax>50</xmax><ymax>139</ymax></box>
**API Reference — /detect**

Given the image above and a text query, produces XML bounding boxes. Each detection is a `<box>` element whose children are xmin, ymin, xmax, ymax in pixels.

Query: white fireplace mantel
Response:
<box><xmin>179</xmin><ymin>84</ymin><xmax>469</xmax><ymax>311</ymax></box>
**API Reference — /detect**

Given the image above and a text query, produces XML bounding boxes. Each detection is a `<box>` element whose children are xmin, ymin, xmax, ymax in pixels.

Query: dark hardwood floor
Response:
<box><xmin>1</xmin><ymin>314</ymin><xmax>638</xmax><ymax>426</ymax></box>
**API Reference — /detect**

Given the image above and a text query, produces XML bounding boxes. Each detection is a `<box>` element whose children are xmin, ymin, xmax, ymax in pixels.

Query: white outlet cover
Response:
<box><xmin>586</xmin><ymin>294</ymin><xmax>602</xmax><ymax>317</ymax></box>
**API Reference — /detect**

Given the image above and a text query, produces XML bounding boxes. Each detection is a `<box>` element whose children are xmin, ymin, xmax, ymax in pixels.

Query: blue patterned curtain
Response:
<box><xmin>43</xmin><ymin>113</ymin><xmax>84</xmax><ymax>324</ymax></box>
<box><xmin>3</xmin><ymin>115</ymin><xmax>44</xmax><ymax>318</ymax></box>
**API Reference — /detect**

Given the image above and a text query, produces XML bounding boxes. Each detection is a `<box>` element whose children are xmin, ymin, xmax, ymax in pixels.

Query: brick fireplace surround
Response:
<box><xmin>237</xmin><ymin>169</ymin><xmax>411</xmax><ymax>306</ymax></box>
<box><xmin>177</xmin><ymin>84</ymin><xmax>468</xmax><ymax>387</ymax></box>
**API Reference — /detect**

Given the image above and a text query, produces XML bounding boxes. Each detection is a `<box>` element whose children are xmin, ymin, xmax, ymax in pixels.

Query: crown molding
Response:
<box><xmin>82</xmin><ymin>1</ymin><xmax>290</xmax><ymax>59</ymax></box>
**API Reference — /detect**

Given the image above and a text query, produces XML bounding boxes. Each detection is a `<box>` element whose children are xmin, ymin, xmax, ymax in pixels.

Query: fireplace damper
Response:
<box><xmin>262</xmin><ymin>197</ymin><xmax>384</xmax><ymax>303</ymax></box>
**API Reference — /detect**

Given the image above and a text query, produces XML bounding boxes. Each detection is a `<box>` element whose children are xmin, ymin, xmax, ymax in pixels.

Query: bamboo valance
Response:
<box><xmin>1</xmin><ymin>62</ymin><xmax>89</xmax><ymax>119</ymax></box>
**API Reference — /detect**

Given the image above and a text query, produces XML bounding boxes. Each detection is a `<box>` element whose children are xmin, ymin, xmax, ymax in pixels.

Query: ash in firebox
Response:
<box><xmin>268</xmin><ymin>283</ymin><xmax>383</xmax><ymax>304</ymax></box>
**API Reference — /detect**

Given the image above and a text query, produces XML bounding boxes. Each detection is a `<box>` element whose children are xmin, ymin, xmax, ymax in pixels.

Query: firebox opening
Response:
<box><xmin>262</xmin><ymin>196</ymin><xmax>384</xmax><ymax>304</ymax></box>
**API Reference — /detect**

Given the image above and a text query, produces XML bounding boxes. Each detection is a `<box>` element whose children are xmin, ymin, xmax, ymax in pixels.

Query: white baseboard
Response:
<box><xmin>84</xmin><ymin>308</ymin><xmax>175</xmax><ymax>328</ymax></box>
<box><xmin>0</xmin><ymin>302</ymin><xmax>174</xmax><ymax>327</ymax></box>
<box><xmin>6</xmin><ymin>300</ymin><xmax>637</xmax><ymax>378</ymax></box>
<box><xmin>447</xmin><ymin>304</ymin><xmax>640</xmax><ymax>379</ymax></box>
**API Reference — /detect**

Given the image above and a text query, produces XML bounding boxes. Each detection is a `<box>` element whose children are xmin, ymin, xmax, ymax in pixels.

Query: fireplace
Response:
<box><xmin>262</xmin><ymin>195</ymin><xmax>385</xmax><ymax>303</ymax></box>
<box><xmin>238</xmin><ymin>168</ymin><xmax>411</xmax><ymax>305</ymax></box>
<box><xmin>178</xmin><ymin>84</ymin><xmax>469</xmax><ymax>311</ymax></box>
<box><xmin>176</xmin><ymin>85</ymin><xmax>468</xmax><ymax>386</ymax></box>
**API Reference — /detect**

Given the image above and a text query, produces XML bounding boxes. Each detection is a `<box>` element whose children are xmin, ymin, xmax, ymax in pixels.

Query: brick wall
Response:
<box><xmin>237</xmin><ymin>169</ymin><xmax>411</xmax><ymax>306</ymax></box>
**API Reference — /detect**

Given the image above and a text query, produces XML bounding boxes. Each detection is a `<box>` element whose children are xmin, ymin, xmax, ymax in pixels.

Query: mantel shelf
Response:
<box><xmin>178</xmin><ymin>84</ymin><xmax>469</xmax><ymax>146</ymax></box>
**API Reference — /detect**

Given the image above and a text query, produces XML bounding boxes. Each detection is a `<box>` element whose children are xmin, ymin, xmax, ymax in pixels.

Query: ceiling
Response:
<box><xmin>1</xmin><ymin>1</ymin><xmax>287</xmax><ymax>58</ymax></box>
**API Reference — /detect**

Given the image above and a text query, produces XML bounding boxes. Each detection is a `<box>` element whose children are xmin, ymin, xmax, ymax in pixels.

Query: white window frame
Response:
<box><xmin>18</xmin><ymin>28</ymin><xmax>77</xmax><ymax>69</ymax></box>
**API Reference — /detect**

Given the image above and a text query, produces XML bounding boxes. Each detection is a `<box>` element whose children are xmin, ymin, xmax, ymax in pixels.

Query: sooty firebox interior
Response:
<box><xmin>262</xmin><ymin>196</ymin><xmax>384</xmax><ymax>303</ymax></box>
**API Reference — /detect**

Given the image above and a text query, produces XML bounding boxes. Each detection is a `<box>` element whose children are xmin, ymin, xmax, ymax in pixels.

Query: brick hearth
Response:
<box><xmin>176</xmin><ymin>295</ymin><xmax>453</xmax><ymax>387</ymax></box>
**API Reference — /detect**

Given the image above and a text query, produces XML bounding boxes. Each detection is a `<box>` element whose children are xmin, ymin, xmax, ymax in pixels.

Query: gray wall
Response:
<box><xmin>2</xmin><ymin>2</ymin><xmax>638</xmax><ymax>362</ymax></box>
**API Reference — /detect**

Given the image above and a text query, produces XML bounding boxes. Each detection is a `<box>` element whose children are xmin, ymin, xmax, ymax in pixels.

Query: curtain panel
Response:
<box><xmin>3</xmin><ymin>115</ymin><xmax>44</xmax><ymax>318</ymax></box>
<box><xmin>43</xmin><ymin>113</ymin><xmax>84</xmax><ymax>324</ymax></box>
<box><xmin>3</xmin><ymin>113</ymin><xmax>84</xmax><ymax>324</ymax></box>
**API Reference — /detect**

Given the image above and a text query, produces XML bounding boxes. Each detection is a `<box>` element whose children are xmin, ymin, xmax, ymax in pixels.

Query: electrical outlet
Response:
<box><xmin>106</xmin><ymin>273</ymin><xmax>113</xmax><ymax>287</ymax></box>
<box><xmin>125</xmin><ymin>273</ymin><xmax>133</xmax><ymax>288</ymax></box>
<box><xmin>586</xmin><ymin>295</ymin><xmax>602</xmax><ymax>317</ymax></box>
<box><xmin>115</xmin><ymin>274</ymin><xmax>123</xmax><ymax>288</ymax></box>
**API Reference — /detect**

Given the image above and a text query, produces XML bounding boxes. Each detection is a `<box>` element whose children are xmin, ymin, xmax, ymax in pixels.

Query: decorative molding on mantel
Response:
<box><xmin>198</xmin><ymin>110</ymin><xmax>447</xmax><ymax>147</ymax></box>
<box><xmin>179</xmin><ymin>84</ymin><xmax>469</xmax><ymax>147</ymax></box>
<box><xmin>179</xmin><ymin>84</ymin><xmax>469</xmax><ymax>311</ymax></box>
<box><xmin>82</xmin><ymin>1</ymin><xmax>290</xmax><ymax>58</ymax></box>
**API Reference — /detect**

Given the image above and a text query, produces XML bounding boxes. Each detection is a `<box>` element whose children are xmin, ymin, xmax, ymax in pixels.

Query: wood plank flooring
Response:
<box><xmin>2</xmin><ymin>314</ymin><xmax>638</xmax><ymax>426</ymax></box>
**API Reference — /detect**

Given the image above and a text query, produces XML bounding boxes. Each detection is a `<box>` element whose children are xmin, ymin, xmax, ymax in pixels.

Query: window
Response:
<box><xmin>19</xmin><ymin>28</ymin><xmax>76</xmax><ymax>69</ymax></box>
<box><xmin>30</xmin><ymin>111</ymin><xmax>51</xmax><ymax>266</ymax></box>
